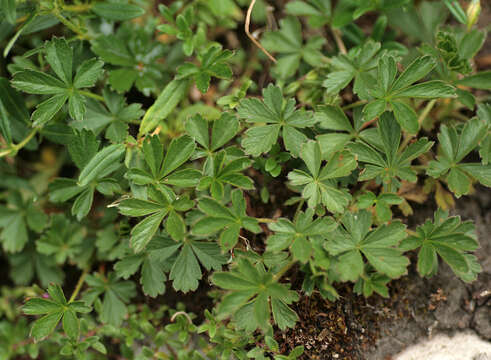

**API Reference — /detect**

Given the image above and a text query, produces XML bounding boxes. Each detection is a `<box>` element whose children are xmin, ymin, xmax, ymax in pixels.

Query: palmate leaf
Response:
<box><xmin>285</xmin><ymin>0</ymin><xmax>331</xmax><ymax>28</ymax></box>
<box><xmin>261</xmin><ymin>16</ymin><xmax>326</xmax><ymax>79</ymax></box>
<box><xmin>357</xmin><ymin>191</ymin><xmax>403</xmax><ymax>223</ymax></box>
<box><xmin>287</xmin><ymin>140</ymin><xmax>356</xmax><ymax>213</ymax></box>
<box><xmin>212</xmin><ymin>257</ymin><xmax>299</xmax><ymax>332</ymax></box>
<box><xmin>125</xmin><ymin>135</ymin><xmax>200</xmax><ymax>189</ymax></box>
<box><xmin>115</xmin><ymin>236</ymin><xmax>178</xmax><ymax>297</ymax></box>
<box><xmin>186</xmin><ymin>112</ymin><xmax>239</xmax><ymax>155</ymax></box>
<box><xmin>9</xmin><ymin>243</ymin><xmax>64</xmax><ymax>287</ymax></box>
<box><xmin>193</xmin><ymin>189</ymin><xmax>261</xmax><ymax>250</ymax></box>
<box><xmin>323</xmin><ymin>40</ymin><xmax>384</xmax><ymax>98</ymax></box>
<box><xmin>348</xmin><ymin>112</ymin><xmax>433</xmax><ymax>192</ymax></box>
<box><xmin>197</xmin><ymin>150</ymin><xmax>254</xmax><ymax>200</ymax></box>
<box><xmin>118</xmin><ymin>187</ymin><xmax>194</xmax><ymax>253</ymax></box>
<box><xmin>267</xmin><ymin>208</ymin><xmax>336</xmax><ymax>263</ymax></box>
<box><xmin>400</xmin><ymin>209</ymin><xmax>481</xmax><ymax>282</ymax></box>
<box><xmin>116</xmin><ymin>231</ymin><xmax>226</xmax><ymax>293</ymax></box>
<box><xmin>36</xmin><ymin>214</ymin><xmax>85</xmax><ymax>265</ymax></box>
<box><xmin>177</xmin><ymin>44</ymin><xmax>233</xmax><ymax>93</ymax></box>
<box><xmin>11</xmin><ymin>37</ymin><xmax>104</xmax><ymax>125</ymax></box>
<box><xmin>427</xmin><ymin>117</ymin><xmax>490</xmax><ymax>197</ymax></box>
<box><xmin>23</xmin><ymin>284</ymin><xmax>91</xmax><ymax>341</ymax></box>
<box><xmin>362</xmin><ymin>55</ymin><xmax>456</xmax><ymax>133</ymax></box>
<box><xmin>90</xmin><ymin>23</ymin><xmax>165</xmax><ymax>95</ymax></box>
<box><xmin>0</xmin><ymin>191</ymin><xmax>47</xmax><ymax>253</ymax></box>
<box><xmin>325</xmin><ymin>210</ymin><xmax>409</xmax><ymax>282</ymax></box>
<box><xmin>72</xmin><ymin>89</ymin><xmax>144</xmax><ymax>143</ymax></box>
<box><xmin>238</xmin><ymin>84</ymin><xmax>316</xmax><ymax>157</ymax></box>
<box><xmin>84</xmin><ymin>272</ymin><xmax>136</xmax><ymax>327</ymax></box>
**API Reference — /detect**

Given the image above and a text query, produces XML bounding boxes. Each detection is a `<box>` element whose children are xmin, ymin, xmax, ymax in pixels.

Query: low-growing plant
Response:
<box><xmin>0</xmin><ymin>0</ymin><xmax>489</xmax><ymax>358</ymax></box>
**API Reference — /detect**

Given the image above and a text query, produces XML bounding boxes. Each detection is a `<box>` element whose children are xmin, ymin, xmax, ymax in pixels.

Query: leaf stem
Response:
<box><xmin>78</xmin><ymin>90</ymin><xmax>105</xmax><ymax>102</ymax></box>
<box><xmin>63</xmin><ymin>4</ymin><xmax>92</xmax><ymax>12</ymax></box>
<box><xmin>69</xmin><ymin>267</ymin><xmax>89</xmax><ymax>303</ymax></box>
<box><xmin>342</xmin><ymin>100</ymin><xmax>368</xmax><ymax>110</ymax></box>
<box><xmin>256</xmin><ymin>217</ymin><xmax>274</xmax><ymax>223</ymax></box>
<box><xmin>273</xmin><ymin>260</ymin><xmax>296</xmax><ymax>281</ymax></box>
<box><xmin>52</xmin><ymin>10</ymin><xmax>91</xmax><ymax>40</ymax></box>
<box><xmin>0</xmin><ymin>128</ymin><xmax>39</xmax><ymax>158</ymax></box>
<box><xmin>331</xmin><ymin>28</ymin><xmax>347</xmax><ymax>55</ymax></box>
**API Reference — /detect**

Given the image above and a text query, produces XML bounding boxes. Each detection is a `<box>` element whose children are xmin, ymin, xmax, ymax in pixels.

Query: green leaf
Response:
<box><xmin>391</xmin><ymin>56</ymin><xmax>436</xmax><ymax>92</ymax></box>
<box><xmin>393</xmin><ymin>81</ymin><xmax>455</xmax><ymax>99</ymax></box>
<box><xmin>211</xmin><ymin>113</ymin><xmax>239</xmax><ymax>151</ymax></box>
<box><xmin>165</xmin><ymin>211</ymin><xmax>185</xmax><ymax>242</ymax></box>
<box><xmin>241</xmin><ymin>124</ymin><xmax>281</xmax><ymax>157</ymax></box>
<box><xmin>401</xmin><ymin>210</ymin><xmax>480</xmax><ymax>282</ymax></box>
<box><xmin>92</xmin><ymin>2</ymin><xmax>145</xmax><ymax>20</ymax></box>
<box><xmin>238</xmin><ymin>84</ymin><xmax>315</xmax><ymax>157</ymax></box>
<box><xmin>444</xmin><ymin>0</ymin><xmax>467</xmax><ymax>24</ymax></box>
<box><xmin>85</xmin><ymin>273</ymin><xmax>136</xmax><ymax>326</ymax></box>
<box><xmin>323</xmin><ymin>40</ymin><xmax>382</xmax><ymax>96</ymax></box>
<box><xmin>131</xmin><ymin>211</ymin><xmax>168</xmax><ymax>253</ymax></box>
<box><xmin>194</xmin><ymin>190</ymin><xmax>260</xmax><ymax>250</ymax></box>
<box><xmin>0</xmin><ymin>78</ymin><xmax>30</xmax><ymax>144</ymax></box>
<box><xmin>32</xmin><ymin>93</ymin><xmax>69</xmax><ymax>126</ymax></box>
<box><xmin>45</xmin><ymin>37</ymin><xmax>73</xmax><ymax>85</ymax></box>
<box><xmin>30</xmin><ymin>312</ymin><xmax>63</xmax><ymax>341</ymax></box>
<box><xmin>12</xmin><ymin>70</ymin><xmax>66</xmax><ymax>95</ymax></box>
<box><xmin>390</xmin><ymin>100</ymin><xmax>418</xmax><ymax>134</ymax></box>
<box><xmin>185</xmin><ymin>114</ymin><xmax>210</xmax><ymax>149</ymax></box>
<box><xmin>161</xmin><ymin>135</ymin><xmax>196</xmax><ymax>177</ymax></box>
<box><xmin>457</xmin><ymin>71</ymin><xmax>491</xmax><ymax>90</ymax></box>
<box><xmin>169</xmin><ymin>243</ymin><xmax>201</xmax><ymax>293</ymax></box>
<box><xmin>73</xmin><ymin>58</ymin><xmax>104</xmax><ymax>89</ymax></box>
<box><xmin>363</xmin><ymin>99</ymin><xmax>386</xmax><ymax>121</ymax></box>
<box><xmin>139</xmin><ymin>78</ymin><xmax>190</xmax><ymax>135</ymax></box>
<box><xmin>78</xmin><ymin>144</ymin><xmax>125</xmax><ymax>187</ymax></box>
<box><xmin>288</xmin><ymin>141</ymin><xmax>355</xmax><ymax>212</ymax></box>
<box><xmin>212</xmin><ymin>257</ymin><xmax>299</xmax><ymax>332</ymax></box>
<box><xmin>62</xmin><ymin>309</ymin><xmax>79</xmax><ymax>340</ymax></box>
<box><xmin>325</xmin><ymin>211</ymin><xmax>409</xmax><ymax>281</ymax></box>
<box><xmin>68</xmin><ymin>129</ymin><xmax>99</xmax><ymax>170</ymax></box>
<box><xmin>23</xmin><ymin>298</ymin><xmax>61</xmax><ymax>315</ymax></box>
<box><xmin>2</xmin><ymin>0</ymin><xmax>16</xmax><ymax>24</ymax></box>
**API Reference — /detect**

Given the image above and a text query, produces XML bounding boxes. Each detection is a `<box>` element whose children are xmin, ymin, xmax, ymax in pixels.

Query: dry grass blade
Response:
<box><xmin>245</xmin><ymin>0</ymin><xmax>277</xmax><ymax>63</ymax></box>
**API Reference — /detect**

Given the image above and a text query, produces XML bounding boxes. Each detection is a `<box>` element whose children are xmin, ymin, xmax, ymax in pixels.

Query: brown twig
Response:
<box><xmin>245</xmin><ymin>0</ymin><xmax>277</xmax><ymax>63</ymax></box>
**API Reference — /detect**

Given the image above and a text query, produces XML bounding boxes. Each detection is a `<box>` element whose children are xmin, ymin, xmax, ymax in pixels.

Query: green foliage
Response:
<box><xmin>400</xmin><ymin>209</ymin><xmax>481</xmax><ymax>282</ymax></box>
<box><xmin>12</xmin><ymin>38</ymin><xmax>103</xmax><ymax>125</ymax></box>
<box><xmin>362</xmin><ymin>56</ymin><xmax>456</xmax><ymax>133</ymax></box>
<box><xmin>0</xmin><ymin>0</ymin><xmax>489</xmax><ymax>358</ymax></box>
<box><xmin>349</xmin><ymin>112</ymin><xmax>433</xmax><ymax>191</ymax></box>
<box><xmin>427</xmin><ymin>117</ymin><xmax>490</xmax><ymax>197</ymax></box>
<box><xmin>23</xmin><ymin>284</ymin><xmax>91</xmax><ymax>341</ymax></box>
<box><xmin>262</xmin><ymin>16</ymin><xmax>326</xmax><ymax>79</ymax></box>
<box><xmin>212</xmin><ymin>256</ymin><xmax>299</xmax><ymax>332</ymax></box>
<box><xmin>325</xmin><ymin>210</ymin><xmax>409</xmax><ymax>282</ymax></box>
<box><xmin>238</xmin><ymin>84</ymin><xmax>315</xmax><ymax>157</ymax></box>
<box><xmin>288</xmin><ymin>140</ymin><xmax>356</xmax><ymax>212</ymax></box>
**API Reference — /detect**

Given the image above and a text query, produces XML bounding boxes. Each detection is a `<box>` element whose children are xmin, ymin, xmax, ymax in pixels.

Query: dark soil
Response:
<box><xmin>276</xmin><ymin>186</ymin><xmax>491</xmax><ymax>360</ymax></box>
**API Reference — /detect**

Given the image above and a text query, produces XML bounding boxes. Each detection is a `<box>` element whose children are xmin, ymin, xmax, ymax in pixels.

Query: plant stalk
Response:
<box><xmin>69</xmin><ymin>267</ymin><xmax>89</xmax><ymax>303</ymax></box>
<box><xmin>0</xmin><ymin>128</ymin><xmax>39</xmax><ymax>158</ymax></box>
